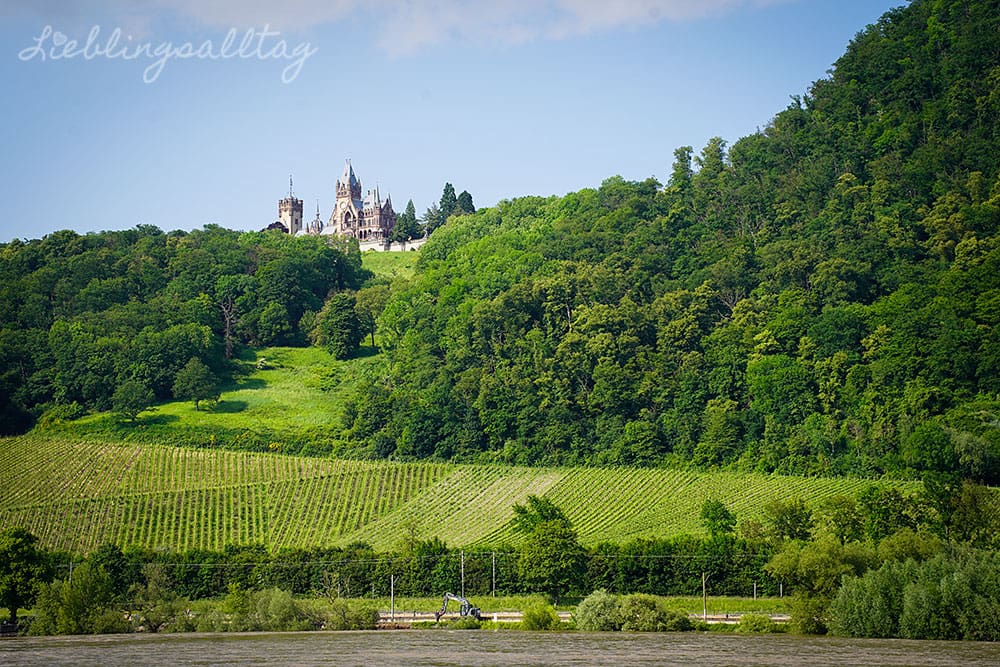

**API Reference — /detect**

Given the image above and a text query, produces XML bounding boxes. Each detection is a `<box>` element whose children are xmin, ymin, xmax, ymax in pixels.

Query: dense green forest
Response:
<box><xmin>0</xmin><ymin>226</ymin><xmax>367</xmax><ymax>432</ymax></box>
<box><xmin>3</xmin><ymin>0</ymin><xmax>1000</xmax><ymax>483</ymax></box>
<box><xmin>341</xmin><ymin>0</ymin><xmax>1000</xmax><ymax>480</ymax></box>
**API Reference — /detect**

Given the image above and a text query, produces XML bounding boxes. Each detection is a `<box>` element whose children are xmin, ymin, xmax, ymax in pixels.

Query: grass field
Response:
<box><xmin>362</xmin><ymin>250</ymin><xmax>420</xmax><ymax>281</ymax></box>
<box><xmin>62</xmin><ymin>346</ymin><xmax>379</xmax><ymax>452</ymax></box>
<box><xmin>156</xmin><ymin>346</ymin><xmax>375</xmax><ymax>432</ymax></box>
<box><xmin>0</xmin><ymin>433</ymin><xmax>916</xmax><ymax>555</ymax></box>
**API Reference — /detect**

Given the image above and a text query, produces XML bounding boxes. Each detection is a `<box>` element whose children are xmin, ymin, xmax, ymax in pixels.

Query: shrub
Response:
<box><xmin>736</xmin><ymin>613</ymin><xmax>776</xmax><ymax>634</ymax></box>
<box><xmin>522</xmin><ymin>601</ymin><xmax>560</xmax><ymax>630</ymax></box>
<box><xmin>619</xmin><ymin>594</ymin><xmax>660</xmax><ymax>632</ymax></box>
<box><xmin>36</xmin><ymin>401</ymin><xmax>86</xmax><ymax>427</ymax></box>
<box><xmin>90</xmin><ymin>608</ymin><xmax>133</xmax><ymax>634</ymax></box>
<box><xmin>195</xmin><ymin>609</ymin><xmax>227</xmax><ymax>632</ymax></box>
<box><xmin>790</xmin><ymin>594</ymin><xmax>829</xmax><ymax>635</ymax></box>
<box><xmin>254</xmin><ymin>588</ymin><xmax>311</xmax><ymax>631</ymax></box>
<box><xmin>618</xmin><ymin>594</ymin><xmax>695</xmax><ymax>632</ymax></box>
<box><xmin>323</xmin><ymin>599</ymin><xmax>380</xmax><ymax>631</ymax></box>
<box><xmin>575</xmin><ymin>589</ymin><xmax>621</xmax><ymax>631</ymax></box>
<box><xmin>29</xmin><ymin>563</ymin><xmax>128</xmax><ymax>635</ymax></box>
<box><xmin>219</xmin><ymin>586</ymin><xmax>313</xmax><ymax>632</ymax></box>
<box><xmin>659</xmin><ymin>608</ymin><xmax>694</xmax><ymax>632</ymax></box>
<box><xmin>832</xmin><ymin>550</ymin><xmax>1000</xmax><ymax>641</ymax></box>
<box><xmin>450</xmin><ymin>617</ymin><xmax>481</xmax><ymax>630</ymax></box>
<box><xmin>829</xmin><ymin>560</ymin><xmax>910</xmax><ymax>638</ymax></box>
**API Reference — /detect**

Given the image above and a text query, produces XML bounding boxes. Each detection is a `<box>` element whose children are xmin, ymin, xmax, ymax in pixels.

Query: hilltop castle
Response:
<box><xmin>269</xmin><ymin>161</ymin><xmax>396</xmax><ymax>242</ymax></box>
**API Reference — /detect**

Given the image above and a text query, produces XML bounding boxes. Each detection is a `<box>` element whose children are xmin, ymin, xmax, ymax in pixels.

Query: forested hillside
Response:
<box><xmin>0</xmin><ymin>226</ymin><xmax>367</xmax><ymax>431</ymax></box>
<box><xmin>342</xmin><ymin>0</ymin><xmax>1000</xmax><ymax>480</ymax></box>
<box><xmin>2</xmin><ymin>0</ymin><xmax>999</xmax><ymax>484</ymax></box>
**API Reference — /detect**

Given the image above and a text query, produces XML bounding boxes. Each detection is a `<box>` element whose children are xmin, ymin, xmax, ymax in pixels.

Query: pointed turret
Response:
<box><xmin>307</xmin><ymin>199</ymin><xmax>323</xmax><ymax>234</ymax></box>
<box><xmin>336</xmin><ymin>159</ymin><xmax>362</xmax><ymax>201</ymax></box>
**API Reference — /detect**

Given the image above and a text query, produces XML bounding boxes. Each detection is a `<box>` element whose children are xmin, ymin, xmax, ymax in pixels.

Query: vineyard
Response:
<box><xmin>0</xmin><ymin>434</ymin><xmax>917</xmax><ymax>554</ymax></box>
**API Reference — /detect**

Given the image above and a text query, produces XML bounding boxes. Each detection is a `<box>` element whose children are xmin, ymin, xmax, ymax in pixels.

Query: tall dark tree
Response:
<box><xmin>515</xmin><ymin>503</ymin><xmax>586</xmax><ymax>604</ymax></box>
<box><xmin>0</xmin><ymin>527</ymin><xmax>51</xmax><ymax>627</ymax></box>
<box><xmin>421</xmin><ymin>203</ymin><xmax>442</xmax><ymax>235</ymax></box>
<box><xmin>316</xmin><ymin>292</ymin><xmax>363</xmax><ymax>360</ymax></box>
<box><xmin>215</xmin><ymin>274</ymin><xmax>254</xmax><ymax>359</ymax></box>
<box><xmin>393</xmin><ymin>199</ymin><xmax>420</xmax><ymax>241</ymax></box>
<box><xmin>456</xmin><ymin>190</ymin><xmax>475</xmax><ymax>214</ymax></box>
<box><xmin>512</xmin><ymin>495</ymin><xmax>569</xmax><ymax>534</ymax></box>
<box><xmin>355</xmin><ymin>284</ymin><xmax>390</xmax><ymax>348</ymax></box>
<box><xmin>668</xmin><ymin>145</ymin><xmax>693</xmax><ymax>194</ymax></box>
<box><xmin>438</xmin><ymin>182</ymin><xmax>457</xmax><ymax>229</ymax></box>
<box><xmin>700</xmin><ymin>498</ymin><xmax>737</xmax><ymax>537</ymax></box>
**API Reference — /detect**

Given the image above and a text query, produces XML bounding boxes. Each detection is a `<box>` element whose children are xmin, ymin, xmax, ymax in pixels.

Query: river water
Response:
<box><xmin>3</xmin><ymin>630</ymin><xmax>999</xmax><ymax>666</ymax></box>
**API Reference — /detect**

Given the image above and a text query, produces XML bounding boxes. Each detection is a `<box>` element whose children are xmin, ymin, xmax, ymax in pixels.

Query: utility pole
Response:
<box><xmin>390</xmin><ymin>574</ymin><xmax>396</xmax><ymax>622</ymax></box>
<box><xmin>492</xmin><ymin>551</ymin><xmax>496</xmax><ymax>597</ymax></box>
<box><xmin>702</xmin><ymin>571</ymin><xmax>709</xmax><ymax>622</ymax></box>
<box><xmin>461</xmin><ymin>550</ymin><xmax>465</xmax><ymax>598</ymax></box>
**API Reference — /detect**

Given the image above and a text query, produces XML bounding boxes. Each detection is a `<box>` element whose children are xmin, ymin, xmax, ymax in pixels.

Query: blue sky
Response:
<box><xmin>0</xmin><ymin>1</ymin><xmax>904</xmax><ymax>243</ymax></box>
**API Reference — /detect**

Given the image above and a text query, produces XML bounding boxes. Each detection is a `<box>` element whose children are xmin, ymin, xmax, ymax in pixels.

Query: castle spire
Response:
<box><xmin>289</xmin><ymin>174</ymin><xmax>294</xmax><ymax>198</ymax></box>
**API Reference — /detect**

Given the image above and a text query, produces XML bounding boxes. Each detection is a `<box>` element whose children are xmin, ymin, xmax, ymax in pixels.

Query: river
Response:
<box><xmin>3</xmin><ymin>630</ymin><xmax>999</xmax><ymax>666</ymax></box>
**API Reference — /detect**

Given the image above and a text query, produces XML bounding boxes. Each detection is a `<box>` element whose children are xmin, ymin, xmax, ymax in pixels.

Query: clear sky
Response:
<box><xmin>0</xmin><ymin>1</ymin><xmax>904</xmax><ymax>243</ymax></box>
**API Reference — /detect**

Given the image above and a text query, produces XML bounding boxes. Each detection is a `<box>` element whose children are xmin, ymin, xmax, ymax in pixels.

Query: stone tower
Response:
<box><xmin>278</xmin><ymin>175</ymin><xmax>304</xmax><ymax>235</ymax></box>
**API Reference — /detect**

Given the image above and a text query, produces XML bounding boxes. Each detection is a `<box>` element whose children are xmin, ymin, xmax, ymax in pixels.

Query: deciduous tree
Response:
<box><xmin>172</xmin><ymin>357</ymin><xmax>219</xmax><ymax>411</ymax></box>
<box><xmin>112</xmin><ymin>378</ymin><xmax>155</xmax><ymax>422</ymax></box>
<box><xmin>0</xmin><ymin>527</ymin><xmax>51</xmax><ymax>627</ymax></box>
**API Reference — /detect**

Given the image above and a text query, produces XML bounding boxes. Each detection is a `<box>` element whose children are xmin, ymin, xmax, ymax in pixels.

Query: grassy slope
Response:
<box><xmin>157</xmin><ymin>346</ymin><xmax>375</xmax><ymax>432</ymax></box>
<box><xmin>0</xmin><ymin>434</ymin><xmax>912</xmax><ymax>554</ymax></box>
<box><xmin>61</xmin><ymin>250</ymin><xmax>413</xmax><ymax>445</ymax></box>
<box><xmin>63</xmin><ymin>345</ymin><xmax>379</xmax><ymax>453</ymax></box>
<box><xmin>361</xmin><ymin>250</ymin><xmax>419</xmax><ymax>281</ymax></box>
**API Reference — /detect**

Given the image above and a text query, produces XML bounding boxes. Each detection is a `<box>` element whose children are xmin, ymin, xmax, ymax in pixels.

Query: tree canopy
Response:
<box><xmin>340</xmin><ymin>0</ymin><xmax>1000</xmax><ymax>481</ymax></box>
<box><xmin>0</xmin><ymin>527</ymin><xmax>52</xmax><ymax>626</ymax></box>
<box><xmin>0</xmin><ymin>227</ymin><xmax>366</xmax><ymax>432</ymax></box>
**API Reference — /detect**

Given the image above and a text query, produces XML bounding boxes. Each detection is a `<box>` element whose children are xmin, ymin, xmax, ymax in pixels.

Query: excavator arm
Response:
<box><xmin>434</xmin><ymin>592</ymin><xmax>482</xmax><ymax>621</ymax></box>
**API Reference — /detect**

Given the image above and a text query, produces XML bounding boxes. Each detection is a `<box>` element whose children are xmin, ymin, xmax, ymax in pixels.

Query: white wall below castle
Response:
<box><xmin>358</xmin><ymin>237</ymin><xmax>428</xmax><ymax>253</ymax></box>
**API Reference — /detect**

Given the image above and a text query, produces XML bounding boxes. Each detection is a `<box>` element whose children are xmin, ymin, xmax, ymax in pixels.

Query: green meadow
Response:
<box><xmin>361</xmin><ymin>249</ymin><xmax>420</xmax><ymax>281</ymax></box>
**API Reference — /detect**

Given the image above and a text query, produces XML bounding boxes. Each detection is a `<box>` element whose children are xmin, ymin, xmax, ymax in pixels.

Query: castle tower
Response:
<box><xmin>336</xmin><ymin>160</ymin><xmax>362</xmax><ymax>201</ymax></box>
<box><xmin>278</xmin><ymin>175</ymin><xmax>304</xmax><ymax>235</ymax></box>
<box><xmin>325</xmin><ymin>160</ymin><xmax>397</xmax><ymax>242</ymax></box>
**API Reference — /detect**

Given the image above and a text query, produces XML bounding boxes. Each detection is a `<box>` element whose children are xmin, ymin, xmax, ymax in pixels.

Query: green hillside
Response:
<box><xmin>0</xmin><ymin>434</ymin><xmax>909</xmax><ymax>554</ymax></box>
<box><xmin>1</xmin><ymin>0</ymin><xmax>999</xmax><ymax>562</ymax></box>
<box><xmin>361</xmin><ymin>249</ymin><xmax>420</xmax><ymax>281</ymax></box>
<box><xmin>3</xmin><ymin>0</ymin><xmax>999</xmax><ymax>483</ymax></box>
<box><xmin>45</xmin><ymin>346</ymin><xmax>378</xmax><ymax>458</ymax></box>
<box><xmin>340</xmin><ymin>0</ymin><xmax>1000</xmax><ymax>478</ymax></box>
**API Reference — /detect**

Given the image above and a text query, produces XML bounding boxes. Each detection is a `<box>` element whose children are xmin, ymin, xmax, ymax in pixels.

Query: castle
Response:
<box><xmin>270</xmin><ymin>161</ymin><xmax>396</xmax><ymax>243</ymax></box>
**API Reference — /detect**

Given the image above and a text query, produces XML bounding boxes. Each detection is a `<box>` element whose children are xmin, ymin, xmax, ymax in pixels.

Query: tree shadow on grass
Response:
<box><xmin>352</xmin><ymin>345</ymin><xmax>380</xmax><ymax>359</ymax></box>
<box><xmin>211</xmin><ymin>400</ymin><xmax>248</xmax><ymax>414</ymax></box>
